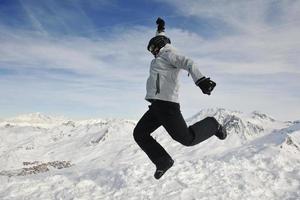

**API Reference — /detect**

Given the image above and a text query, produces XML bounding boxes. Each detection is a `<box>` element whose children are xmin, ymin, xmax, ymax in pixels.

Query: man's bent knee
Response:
<box><xmin>133</xmin><ymin>126</ymin><xmax>143</xmax><ymax>143</ymax></box>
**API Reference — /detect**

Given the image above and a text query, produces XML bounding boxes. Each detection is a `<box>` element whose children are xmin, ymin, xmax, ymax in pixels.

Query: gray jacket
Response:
<box><xmin>145</xmin><ymin>44</ymin><xmax>204</xmax><ymax>103</ymax></box>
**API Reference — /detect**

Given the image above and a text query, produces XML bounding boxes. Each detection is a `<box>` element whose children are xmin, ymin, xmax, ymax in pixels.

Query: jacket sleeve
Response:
<box><xmin>165</xmin><ymin>51</ymin><xmax>204</xmax><ymax>83</ymax></box>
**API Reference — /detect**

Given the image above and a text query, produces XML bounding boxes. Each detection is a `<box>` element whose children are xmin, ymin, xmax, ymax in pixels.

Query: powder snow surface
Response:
<box><xmin>0</xmin><ymin>109</ymin><xmax>299</xmax><ymax>200</ymax></box>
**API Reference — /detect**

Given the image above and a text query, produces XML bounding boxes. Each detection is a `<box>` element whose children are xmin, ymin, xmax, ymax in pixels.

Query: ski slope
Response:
<box><xmin>0</xmin><ymin>109</ymin><xmax>299</xmax><ymax>200</ymax></box>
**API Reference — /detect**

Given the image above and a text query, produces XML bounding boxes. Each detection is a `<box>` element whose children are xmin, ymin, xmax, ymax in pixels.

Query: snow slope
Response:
<box><xmin>0</xmin><ymin>109</ymin><xmax>299</xmax><ymax>200</ymax></box>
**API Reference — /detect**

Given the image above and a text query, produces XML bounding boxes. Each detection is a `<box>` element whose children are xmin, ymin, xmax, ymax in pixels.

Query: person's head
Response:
<box><xmin>147</xmin><ymin>18</ymin><xmax>171</xmax><ymax>57</ymax></box>
<box><xmin>147</xmin><ymin>35</ymin><xmax>171</xmax><ymax>57</ymax></box>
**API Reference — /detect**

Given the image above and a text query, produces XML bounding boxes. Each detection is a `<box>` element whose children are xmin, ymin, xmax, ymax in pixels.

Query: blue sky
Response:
<box><xmin>0</xmin><ymin>0</ymin><xmax>300</xmax><ymax>120</ymax></box>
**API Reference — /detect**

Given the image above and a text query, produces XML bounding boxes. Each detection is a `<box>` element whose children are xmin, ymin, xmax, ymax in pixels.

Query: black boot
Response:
<box><xmin>215</xmin><ymin>124</ymin><xmax>227</xmax><ymax>140</ymax></box>
<box><xmin>154</xmin><ymin>158</ymin><xmax>174</xmax><ymax>179</ymax></box>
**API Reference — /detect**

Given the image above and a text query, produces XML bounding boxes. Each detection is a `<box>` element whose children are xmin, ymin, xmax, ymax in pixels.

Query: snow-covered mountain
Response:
<box><xmin>0</xmin><ymin>109</ymin><xmax>299</xmax><ymax>200</ymax></box>
<box><xmin>188</xmin><ymin>108</ymin><xmax>286</xmax><ymax>138</ymax></box>
<box><xmin>0</xmin><ymin>113</ymin><xmax>68</xmax><ymax>128</ymax></box>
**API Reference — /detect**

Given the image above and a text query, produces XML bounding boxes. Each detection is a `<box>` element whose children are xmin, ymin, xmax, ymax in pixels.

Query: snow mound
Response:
<box><xmin>278</xmin><ymin>123</ymin><xmax>300</xmax><ymax>153</ymax></box>
<box><xmin>0</xmin><ymin>109</ymin><xmax>299</xmax><ymax>200</ymax></box>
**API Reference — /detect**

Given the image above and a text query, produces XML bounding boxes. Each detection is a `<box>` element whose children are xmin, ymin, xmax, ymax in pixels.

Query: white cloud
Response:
<box><xmin>1</xmin><ymin>23</ymin><xmax>300</xmax><ymax>120</ymax></box>
<box><xmin>1</xmin><ymin>0</ymin><xmax>300</xmax><ymax>120</ymax></box>
<box><xmin>158</xmin><ymin>0</ymin><xmax>300</xmax><ymax>75</ymax></box>
<box><xmin>0</xmin><ymin>26</ymin><xmax>152</xmax><ymax>80</ymax></box>
<box><xmin>154</xmin><ymin>0</ymin><xmax>300</xmax><ymax>120</ymax></box>
<box><xmin>159</xmin><ymin>0</ymin><xmax>300</xmax><ymax>32</ymax></box>
<box><xmin>0</xmin><ymin>25</ymin><xmax>154</xmax><ymax>119</ymax></box>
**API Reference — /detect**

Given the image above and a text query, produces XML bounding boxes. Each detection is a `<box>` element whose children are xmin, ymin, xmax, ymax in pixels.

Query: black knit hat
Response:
<box><xmin>147</xmin><ymin>18</ymin><xmax>171</xmax><ymax>54</ymax></box>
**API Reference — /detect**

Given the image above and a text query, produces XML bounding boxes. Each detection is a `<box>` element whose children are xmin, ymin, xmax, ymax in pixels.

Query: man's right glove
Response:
<box><xmin>196</xmin><ymin>77</ymin><xmax>216</xmax><ymax>95</ymax></box>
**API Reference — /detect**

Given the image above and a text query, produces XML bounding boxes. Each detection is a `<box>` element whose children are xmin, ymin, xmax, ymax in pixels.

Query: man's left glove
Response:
<box><xmin>196</xmin><ymin>77</ymin><xmax>216</xmax><ymax>95</ymax></box>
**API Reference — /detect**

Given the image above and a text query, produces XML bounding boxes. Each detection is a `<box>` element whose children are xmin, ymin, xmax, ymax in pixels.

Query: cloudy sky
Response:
<box><xmin>0</xmin><ymin>0</ymin><xmax>299</xmax><ymax>120</ymax></box>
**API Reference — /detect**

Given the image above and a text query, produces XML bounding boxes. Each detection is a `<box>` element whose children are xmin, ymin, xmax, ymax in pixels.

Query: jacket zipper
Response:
<box><xmin>155</xmin><ymin>73</ymin><xmax>160</xmax><ymax>95</ymax></box>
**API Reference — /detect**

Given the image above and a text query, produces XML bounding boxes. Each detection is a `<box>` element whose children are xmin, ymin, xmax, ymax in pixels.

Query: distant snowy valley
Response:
<box><xmin>0</xmin><ymin>109</ymin><xmax>299</xmax><ymax>200</ymax></box>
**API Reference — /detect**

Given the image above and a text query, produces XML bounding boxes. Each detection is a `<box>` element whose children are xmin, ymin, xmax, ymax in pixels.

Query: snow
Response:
<box><xmin>0</xmin><ymin>109</ymin><xmax>299</xmax><ymax>200</ymax></box>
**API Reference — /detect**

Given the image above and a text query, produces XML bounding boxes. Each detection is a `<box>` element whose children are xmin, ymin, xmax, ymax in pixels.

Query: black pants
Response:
<box><xmin>133</xmin><ymin>100</ymin><xmax>220</xmax><ymax>167</ymax></box>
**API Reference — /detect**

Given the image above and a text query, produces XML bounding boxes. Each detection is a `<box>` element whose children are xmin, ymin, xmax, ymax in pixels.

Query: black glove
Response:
<box><xmin>196</xmin><ymin>77</ymin><xmax>216</xmax><ymax>95</ymax></box>
<box><xmin>156</xmin><ymin>17</ymin><xmax>165</xmax><ymax>32</ymax></box>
